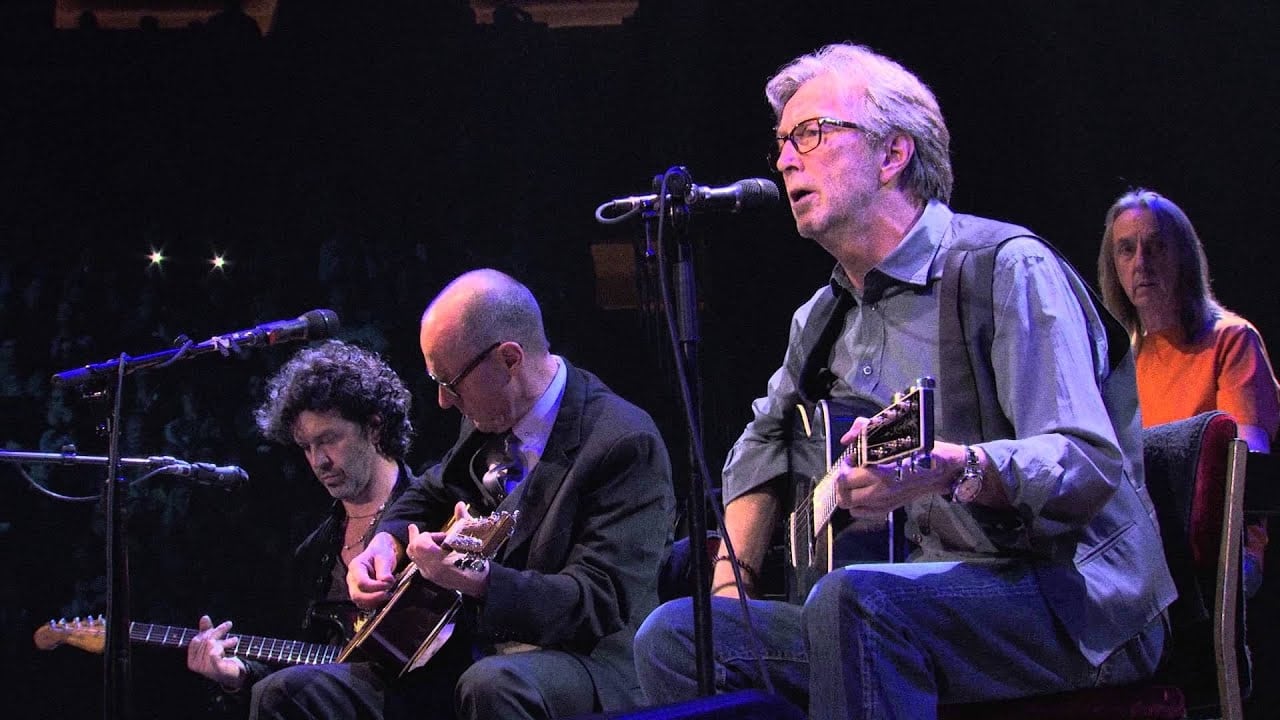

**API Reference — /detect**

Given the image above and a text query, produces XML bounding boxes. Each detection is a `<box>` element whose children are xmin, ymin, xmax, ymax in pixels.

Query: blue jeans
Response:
<box><xmin>634</xmin><ymin>560</ymin><xmax>1166</xmax><ymax>720</ymax></box>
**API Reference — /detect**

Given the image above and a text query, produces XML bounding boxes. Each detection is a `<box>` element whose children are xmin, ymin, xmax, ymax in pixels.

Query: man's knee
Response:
<box><xmin>250</xmin><ymin>663</ymin><xmax>374</xmax><ymax>718</ymax></box>
<box><xmin>804</xmin><ymin>568</ymin><xmax>913</xmax><ymax>644</ymax></box>
<box><xmin>250</xmin><ymin>665</ymin><xmax>305</xmax><ymax>715</ymax></box>
<box><xmin>806</xmin><ymin>568</ymin><xmax>870</xmax><ymax>617</ymax></box>
<box><xmin>458</xmin><ymin>655</ymin><xmax>523</xmax><ymax>692</ymax></box>
<box><xmin>455</xmin><ymin>655</ymin><xmax>533</xmax><ymax>714</ymax></box>
<box><xmin>636</xmin><ymin>598</ymin><xmax>694</xmax><ymax>661</ymax></box>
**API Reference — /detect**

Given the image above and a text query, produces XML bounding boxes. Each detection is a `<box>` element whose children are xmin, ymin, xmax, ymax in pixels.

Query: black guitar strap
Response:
<box><xmin>796</xmin><ymin>282</ymin><xmax>855</xmax><ymax>405</ymax></box>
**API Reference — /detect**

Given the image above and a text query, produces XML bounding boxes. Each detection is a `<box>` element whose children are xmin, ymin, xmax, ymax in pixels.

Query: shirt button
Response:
<box><xmin>861</xmin><ymin>366</ymin><xmax>873</xmax><ymax>376</ymax></box>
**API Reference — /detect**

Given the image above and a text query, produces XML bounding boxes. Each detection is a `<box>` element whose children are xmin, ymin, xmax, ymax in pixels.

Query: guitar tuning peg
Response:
<box><xmin>451</xmin><ymin>555</ymin><xmax>489</xmax><ymax>572</ymax></box>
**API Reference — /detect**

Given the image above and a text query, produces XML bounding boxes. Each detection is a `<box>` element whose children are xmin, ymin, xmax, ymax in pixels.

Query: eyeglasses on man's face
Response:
<box><xmin>430</xmin><ymin>341</ymin><xmax>501</xmax><ymax>400</ymax></box>
<box><xmin>768</xmin><ymin>116</ymin><xmax>872</xmax><ymax>169</ymax></box>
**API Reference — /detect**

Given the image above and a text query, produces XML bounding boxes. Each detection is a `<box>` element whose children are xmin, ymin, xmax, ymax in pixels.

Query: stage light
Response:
<box><xmin>210</xmin><ymin>253</ymin><xmax>228</xmax><ymax>271</ymax></box>
<box><xmin>147</xmin><ymin>248</ymin><xmax>165</xmax><ymax>267</ymax></box>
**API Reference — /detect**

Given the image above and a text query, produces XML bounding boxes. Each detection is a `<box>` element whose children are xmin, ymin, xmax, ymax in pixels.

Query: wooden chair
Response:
<box><xmin>941</xmin><ymin>411</ymin><xmax>1250</xmax><ymax>720</ymax></box>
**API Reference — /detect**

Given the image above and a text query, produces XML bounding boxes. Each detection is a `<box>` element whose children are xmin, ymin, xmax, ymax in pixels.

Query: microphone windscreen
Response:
<box><xmin>740</xmin><ymin>178</ymin><xmax>780</xmax><ymax>207</ymax></box>
<box><xmin>302</xmin><ymin>309</ymin><xmax>340</xmax><ymax>339</ymax></box>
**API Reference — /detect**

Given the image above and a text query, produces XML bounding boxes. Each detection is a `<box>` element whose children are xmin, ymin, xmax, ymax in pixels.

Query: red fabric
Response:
<box><xmin>1189</xmin><ymin>413</ymin><xmax>1237</xmax><ymax>574</ymax></box>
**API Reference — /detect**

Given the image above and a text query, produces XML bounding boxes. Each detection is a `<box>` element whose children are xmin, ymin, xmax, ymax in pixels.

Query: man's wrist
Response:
<box><xmin>713</xmin><ymin>554</ymin><xmax>759</xmax><ymax>586</ymax></box>
<box><xmin>950</xmin><ymin>445</ymin><xmax>984</xmax><ymax>504</ymax></box>
<box><xmin>219</xmin><ymin>657</ymin><xmax>247</xmax><ymax>693</ymax></box>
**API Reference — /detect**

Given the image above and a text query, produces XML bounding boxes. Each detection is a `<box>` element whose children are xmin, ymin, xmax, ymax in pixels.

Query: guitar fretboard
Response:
<box><xmin>129</xmin><ymin>622</ymin><xmax>340</xmax><ymax>666</ymax></box>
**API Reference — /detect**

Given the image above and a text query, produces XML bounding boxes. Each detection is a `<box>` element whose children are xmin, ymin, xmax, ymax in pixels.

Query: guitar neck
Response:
<box><xmin>812</xmin><ymin>438</ymin><xmax>862</xmax><ymax>535</ymax></box>
<box><xmin>128</xmin><ymin>622</ymin><xmax>340</xmax><ymax>666</ymax></box>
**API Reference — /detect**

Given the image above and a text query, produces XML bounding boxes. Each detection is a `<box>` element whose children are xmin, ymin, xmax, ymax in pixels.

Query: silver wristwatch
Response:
<box><xmin>951</xmin><ymin>445</ymin><xmax>983</xmax><ymax>503</ymax></box>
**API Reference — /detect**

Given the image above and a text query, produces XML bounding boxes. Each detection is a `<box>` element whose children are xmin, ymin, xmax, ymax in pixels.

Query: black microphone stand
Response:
<box><xmin>599</xmin><ymin>169</ymin><xmax>780</xmax><ymax>700</ymax></box>
<box><xmin>637</xmin><ymin>167</ymin><xmax>716</xmax><ymax>695</ymax></box>
<box><xmin>0</xmin><ymin>448</ymin><xmax>239</xmax><ymax>479</ymax></box>
<box><xmin>47</xmin><ymin>324</ymin><xmax>305</xmax><ymax>719</ymax></box>
<box><xmin>103</xmin><ymin>354</ymin><xmax>132</xmax><ymax>720</ymax></box>
<box><xmin>5</xmin><ymin>442</ymin><xmax>249</xmax><ymax>718</ymax></box>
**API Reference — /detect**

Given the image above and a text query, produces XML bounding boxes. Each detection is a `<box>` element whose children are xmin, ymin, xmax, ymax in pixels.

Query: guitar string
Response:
<box><xmin>794</xmin><ymin>427</ymin><xmax>923</xmax><ymax>531</ymax></box>
<box><xmin>59</xmin><ymin>619</ymin><xmax>341</xmax><ymax>665</ymax></box>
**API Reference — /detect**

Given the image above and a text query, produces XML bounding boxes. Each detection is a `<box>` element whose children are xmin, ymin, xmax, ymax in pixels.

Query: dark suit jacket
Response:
<box><xmin>381</xmin><ymin>361</ymin><xmax>674</xmax><ymax>711</ymax></box>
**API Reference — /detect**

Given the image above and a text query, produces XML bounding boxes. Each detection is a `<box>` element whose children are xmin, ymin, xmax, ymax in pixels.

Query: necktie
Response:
<box><xmin>477</xmin><ymin>432</ymin><xmax>525</xmax><ymax>505</ymax></box>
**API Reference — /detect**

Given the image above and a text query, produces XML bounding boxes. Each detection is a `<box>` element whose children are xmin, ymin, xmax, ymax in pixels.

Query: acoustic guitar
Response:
<box><xmin>784</xmin><ymin>378</ymin><xmax>935</xmax><ymax>603</ymax></box>
<box><xmin>337</xmin><ymin>510</ymin><xmax>518</xmax><ymax>676</ymax></box>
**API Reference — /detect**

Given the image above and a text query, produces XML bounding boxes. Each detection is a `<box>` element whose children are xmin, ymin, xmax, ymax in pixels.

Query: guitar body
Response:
<box><xmin>783</xmin><ymin>379</ymin><xmax>935</xmax><ymax>604</ymax></box>
<box><xmin>338</xmin><ymin>511</ymin><xmax>517</xmax><ymax>677</ymax></box>
<box><xmin>337</xmin><ymin>573</ymin><xmax>464</xmax><ymax>675</ymax></box>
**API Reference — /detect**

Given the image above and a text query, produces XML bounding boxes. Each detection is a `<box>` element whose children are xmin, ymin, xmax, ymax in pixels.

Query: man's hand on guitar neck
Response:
<box><xmin>186</xmin><ymin>615</ymin><xmax>248</xmax><ymax>692</ymax></box>
<box><xmin>835</xmin><ymin>420</ymin><xmax>1008</xmax><ymax>514</ymax></box>
<box><xmin>405</xmin><ymin>502</ymin><xmax>491</xmax><ymax>599</ymax></box>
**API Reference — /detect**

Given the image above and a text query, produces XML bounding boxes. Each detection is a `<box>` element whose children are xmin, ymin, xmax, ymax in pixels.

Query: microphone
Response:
<box><xmin>161</xmin><ymin>461</ymin><xmax>249</xmax><ymax>489</ymax></box>
<box><xmin>51</xmin><ymin>309</ymin><xmax>340</xmax><ymax>388</ymax></box>
<box><xmin>209</xmin><ymin>308</ymin><xmax>340</xmax><ymax>350</ymax></box>
<box><xmin>596</xmin><ymin>178</ymin><xmax>780</xmax><ymax>220</ymax></box>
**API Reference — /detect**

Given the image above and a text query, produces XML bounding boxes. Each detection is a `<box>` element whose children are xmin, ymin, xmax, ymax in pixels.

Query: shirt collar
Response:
<box><xmin>509</xmin><ymin>354</ymin><xmax>566</xmax><ymax>459</ymax></box>
<box><xmin>828</xmin><ymin>199</ymin><xmax>952</xmax><ymax>302</ymax></box>
<box><xmin>878</xmin><ymin>199</ymin><xmax>951</xmax><ymax>287</ymax></box>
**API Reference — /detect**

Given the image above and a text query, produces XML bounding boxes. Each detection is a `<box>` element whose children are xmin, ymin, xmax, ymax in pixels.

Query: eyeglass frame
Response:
<box><xmin>769</xmin><ymin>116</ymin><xmax>874</xmax><ymax>168</ymax></box>
<box><xmin>430</xmin><ymin>341</ymin><xmax>502</xmax><ymax>399</ymax></box>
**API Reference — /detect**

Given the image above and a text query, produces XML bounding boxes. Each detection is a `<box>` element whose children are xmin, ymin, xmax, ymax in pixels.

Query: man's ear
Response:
<box><xmin>879</xmin><ymin>132</ymin><xmax>915</xmax><ymax>187</ymax></box>
<box><xmin>365</xmin><ymin>413</ymin><xmax>383</xmax><ymax>445</ymax></box>
<box><xmin>497</xmin><ymin>341</ymin><xmax>524</xmax><ymax>372</ymax></box>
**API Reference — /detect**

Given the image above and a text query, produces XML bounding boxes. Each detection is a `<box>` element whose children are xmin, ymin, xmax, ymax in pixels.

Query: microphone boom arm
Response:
<box><xmin>0</xmin><ymin>448</ymin><xmax>249</xmax><ymax>489</ymax></box>
<box><xmin>51</xmin><ymin>309</ymin><xmax>339</xmax><ymax>389</ymax></box>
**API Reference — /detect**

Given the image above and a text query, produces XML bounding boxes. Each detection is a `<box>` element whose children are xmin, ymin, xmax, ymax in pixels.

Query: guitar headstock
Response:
<box><xmin>442</xmin><ymin>511</ymin><xmax>519</xmax><ymax>559</ymax></box>
<box><xmin>860</xmin><ymin>377</ymin><xmax>935</xmax><ymax>466</ymax></box>
<box><xmin>33</xmin><ymin>616</ymin><xmax>107</xmax><ymax>654</ymax></box>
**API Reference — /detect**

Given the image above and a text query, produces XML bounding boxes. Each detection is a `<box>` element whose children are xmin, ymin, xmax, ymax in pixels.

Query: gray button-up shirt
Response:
<box><xmin>723</xmin><ymin>200</ymin><xmax>1128</xmax><ymax>560</ymax></box>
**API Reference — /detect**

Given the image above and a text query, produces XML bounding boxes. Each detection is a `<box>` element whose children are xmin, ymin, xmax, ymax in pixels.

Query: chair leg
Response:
<box><xmin>1216</xmin><ymin>439</ymin><xmax>1248</xmax><ymax>720</ymax></box>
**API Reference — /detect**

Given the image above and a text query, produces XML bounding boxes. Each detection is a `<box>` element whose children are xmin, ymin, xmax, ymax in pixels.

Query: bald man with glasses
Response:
<box><xmin>251</xmin><ymin>268</ymin><xmax>675</xmax><ymax>720</ymax></box>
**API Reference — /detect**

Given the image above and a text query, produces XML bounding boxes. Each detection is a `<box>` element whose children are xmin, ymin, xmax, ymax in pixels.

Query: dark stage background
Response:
<box><xmin>1</xmin><ymin>1</ymin><xmax>1277</xmax><ymax>717</ymax></box>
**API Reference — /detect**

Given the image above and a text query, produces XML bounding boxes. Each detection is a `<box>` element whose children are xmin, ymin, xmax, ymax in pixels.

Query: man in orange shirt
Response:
<box><xmin>1099</xmin><ymin>187</ymin><xmax>1280</xmax><ymax>595</ymax></box>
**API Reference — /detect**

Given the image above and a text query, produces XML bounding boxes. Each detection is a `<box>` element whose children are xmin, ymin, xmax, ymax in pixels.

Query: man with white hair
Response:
<box><xmin>634</xmin><ymin>43</ymin><xmax>1175</xmax><ymax>720</ymax></box>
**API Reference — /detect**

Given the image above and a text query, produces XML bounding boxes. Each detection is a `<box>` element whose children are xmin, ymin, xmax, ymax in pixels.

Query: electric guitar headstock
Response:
<box><xmin>33</xmin><ymin>616</ymin><xmax>107</xmax><ymax>654</ymax></box>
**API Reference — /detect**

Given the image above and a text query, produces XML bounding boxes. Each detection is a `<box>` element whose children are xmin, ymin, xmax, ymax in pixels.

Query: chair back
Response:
<box><xmin>1142</xmin><ymin>411</ymin><xmax>1250</xmax><ymax>714</ymax></box>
